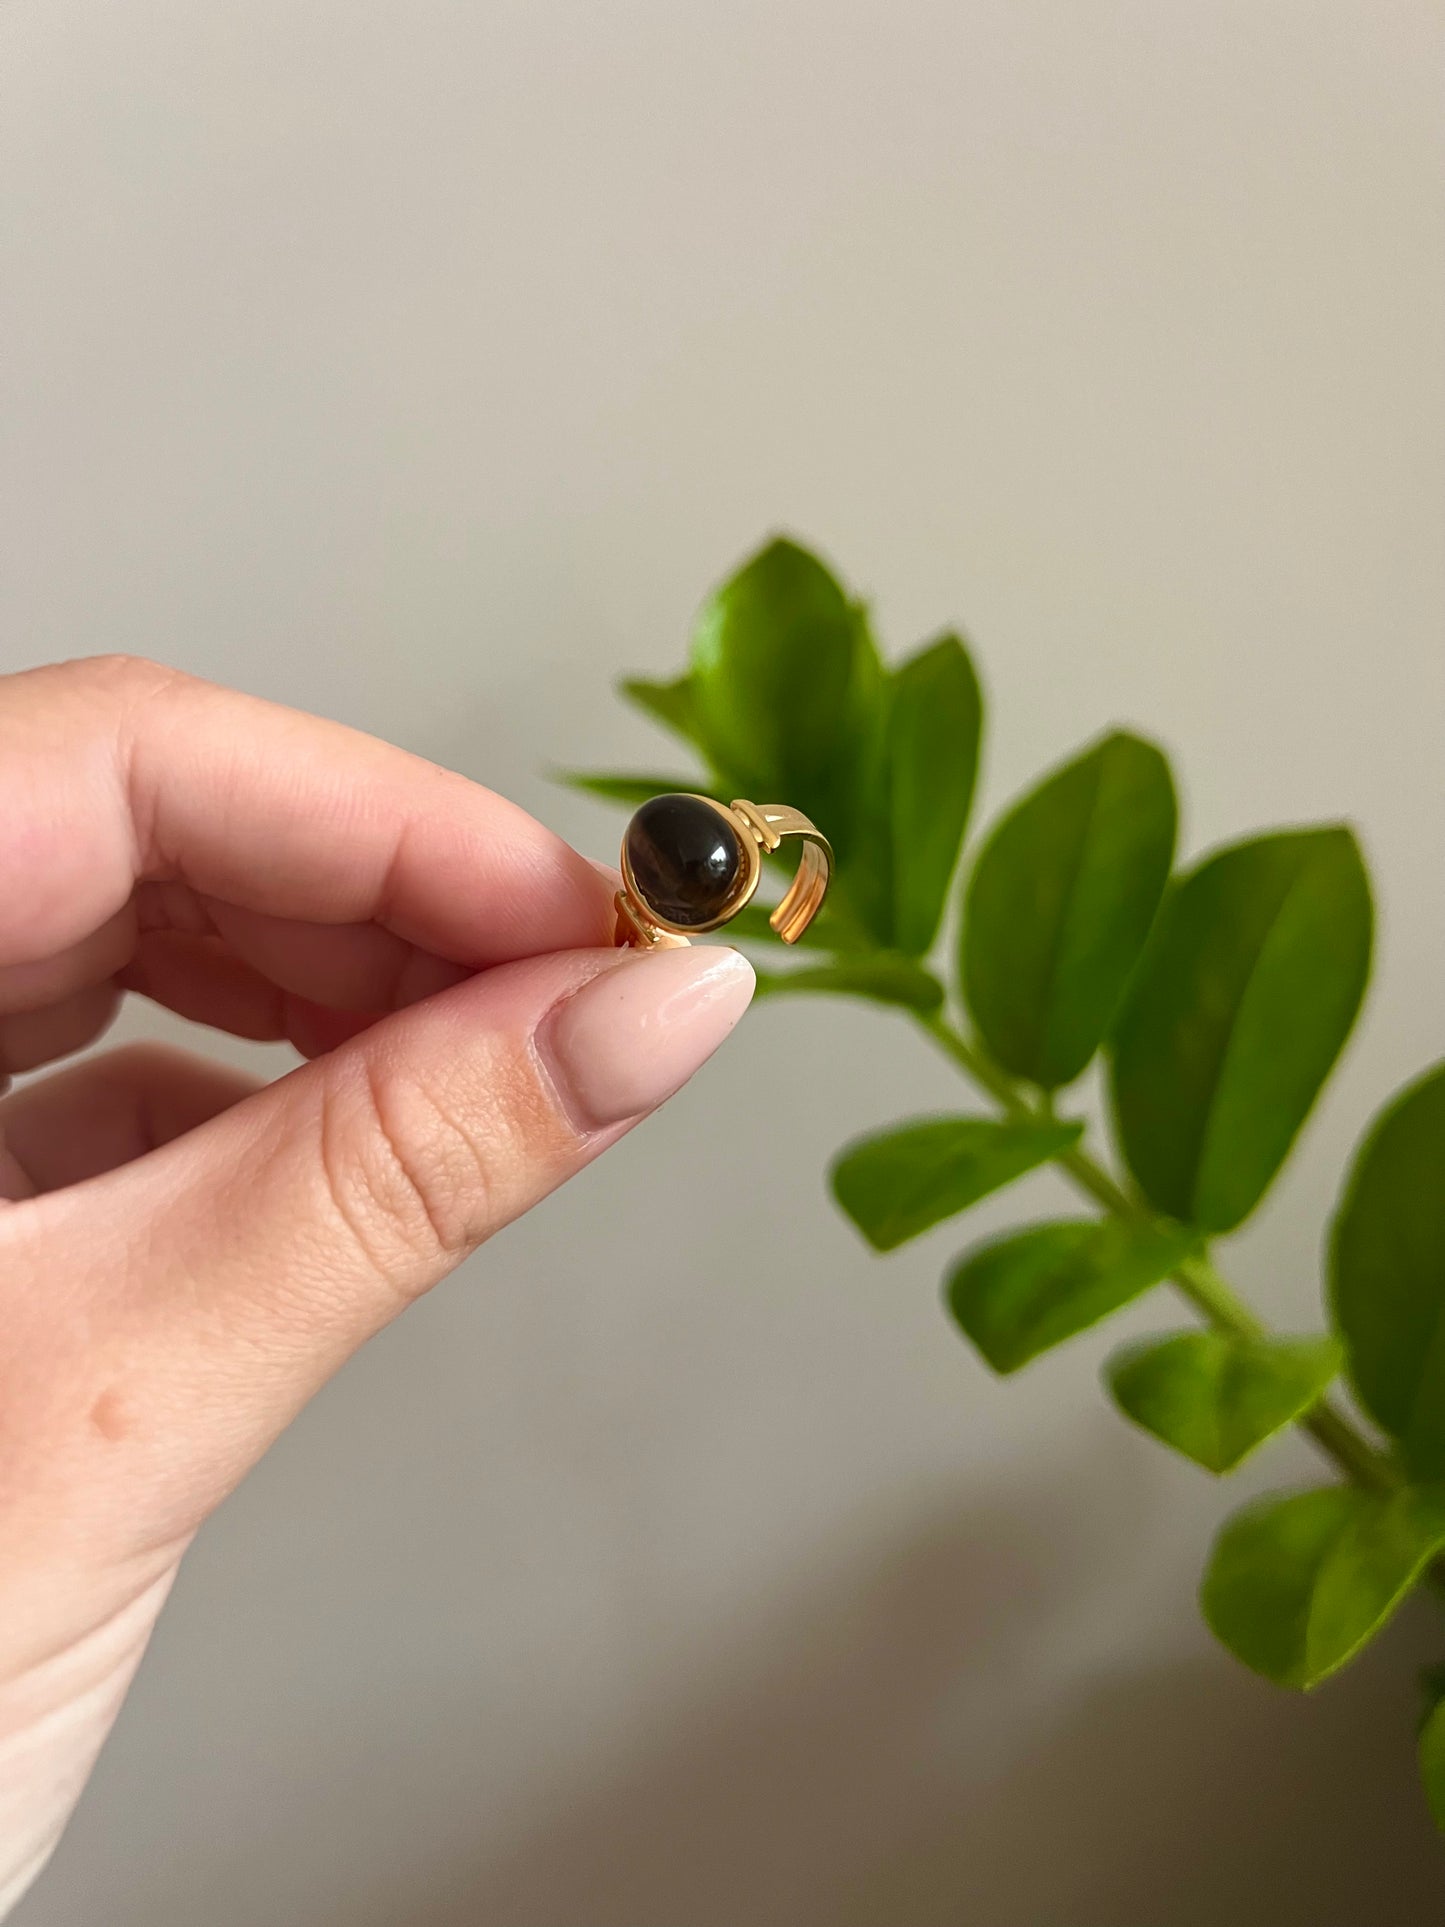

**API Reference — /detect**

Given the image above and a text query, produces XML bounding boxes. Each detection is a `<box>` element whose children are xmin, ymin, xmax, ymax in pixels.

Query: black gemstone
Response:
<box><xmin>625</xmin><ymin>794</ymin><xmax>747</xmax><ymax>928</ymax></box>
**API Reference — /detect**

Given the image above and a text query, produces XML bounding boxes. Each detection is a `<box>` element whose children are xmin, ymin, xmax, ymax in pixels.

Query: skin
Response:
<box><xmin>0</xmin><ymin>656</ymin><xmax>750</xmax><ymax>1911</ymax></box>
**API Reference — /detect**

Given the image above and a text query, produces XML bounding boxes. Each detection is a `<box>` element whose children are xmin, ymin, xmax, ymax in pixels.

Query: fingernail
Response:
<box><xmin>538</xmin><ymin>946</ymin><xmax>755</xmax><ymax>1131</ymax></box>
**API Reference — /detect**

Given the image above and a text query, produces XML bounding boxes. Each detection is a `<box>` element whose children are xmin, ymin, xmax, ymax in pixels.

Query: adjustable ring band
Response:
<box><xmin>614</xmin><ymin>793</ymin><xmax>833</xmax><ymax>949</ymax></box>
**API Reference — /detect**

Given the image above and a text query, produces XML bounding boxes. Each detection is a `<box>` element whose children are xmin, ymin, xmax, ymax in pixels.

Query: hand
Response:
<box><xmin>0</xmin><ymin>657</ymin><xmax>754</xmax><ymax>1913</ymax></box>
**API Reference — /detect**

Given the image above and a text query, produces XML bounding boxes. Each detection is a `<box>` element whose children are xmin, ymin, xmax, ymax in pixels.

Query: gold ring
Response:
<box><xmin>614</xmin><ymin>793</ymin><xmax>832</xmax><ymax>949</ymax></box>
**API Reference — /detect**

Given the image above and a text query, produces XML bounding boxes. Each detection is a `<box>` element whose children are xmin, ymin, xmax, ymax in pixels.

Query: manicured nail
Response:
<box><xmin>539</xmin><ymin>946</ymin><xmax>755</xmax><ymax>1131</ymax></box>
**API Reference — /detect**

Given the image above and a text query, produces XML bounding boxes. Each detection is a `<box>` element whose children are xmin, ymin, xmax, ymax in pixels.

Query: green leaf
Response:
<box><xmin>831</xmin><ymin>1114</ymin><xmax>1082</xmax><ymax>1253</ymax></box>
<box><xmin>961</xmin><ymin>731</ymin><xmax>1176</xmax><ymax>1091</ymax></box>
<box><xmin>752</xmin><ymin>956</ymin><xmax>944</xmax><ymax>1013</ymax></box>
<box><xmin>1420</xmin><ymin>1692</ymin><xmax>1445</xmax><ymax>1833</ymax></box>
<box><xmin>884</xmin><ymin>635</ymin><xmax>983</xmax><ymax>956</ymax></box>
<box><xmin>1201</xmin><ymin>1485</ymin><xmax>1445</xmax><ymax>1689</ymax></box>
<box><xmin>1109</xmin><ymin>827</ymin><xmax>1373</xmax><ymax>1233</ymax></box>
<box><xmin>1329</xmin><ymin>1062</ymin><xmax>1445</xmax><ymax>1481</ymax></box>
<box><xmin>556</xmin><ymin>771</ymin><xmax>703</xmax><ymax>807</ymax></box>
<box><xmin>619</xmin><ymin>675</ymin><xmax>700</xmax><ymax>746</ymax></box>
<box><xmin>945</xmin><ymin>1217</ymin><xmax>1196</xmax><ymax>1374</ymax></box>
<box><xmin>687</xmin><ymin>537</ymin><xmax>882</xmax><ymax>860</ymax></box>
<box><xmin>1107</xmin><ymin>1331</ymin><xmax>1343</xmax><ymax>1474</ymax></box>
<box><xmin>1419</xmin><ymin>1662</ymin><xmax>1445</xmax><ymax>1724</ymax></box>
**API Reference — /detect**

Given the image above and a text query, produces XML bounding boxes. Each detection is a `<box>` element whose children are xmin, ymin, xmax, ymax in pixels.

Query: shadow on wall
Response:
<box><xmin>315</xmin><ymin>1481</ymin><xmax>1445</xmax><ymax>1927</ymax></box>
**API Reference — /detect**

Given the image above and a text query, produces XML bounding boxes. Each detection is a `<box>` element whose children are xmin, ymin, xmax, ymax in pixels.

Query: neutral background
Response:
<box><xmin>4</xmin><ymin>3</ymin><xmax>1444</xmax><ymax>1921</ymax></box>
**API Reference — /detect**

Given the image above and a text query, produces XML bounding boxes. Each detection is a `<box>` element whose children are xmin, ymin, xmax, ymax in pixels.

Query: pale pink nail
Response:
<box><xmin>538</xmin><ymin>946</ymin><xmax>755</xmax><ymax>1131</ymax></box>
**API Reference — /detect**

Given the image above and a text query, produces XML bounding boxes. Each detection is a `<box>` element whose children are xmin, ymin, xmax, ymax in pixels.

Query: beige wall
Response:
<box><xmin>4</xmin><ymin>3</ymin><xmax>1444</xmax><ymax>1920</ymax></box>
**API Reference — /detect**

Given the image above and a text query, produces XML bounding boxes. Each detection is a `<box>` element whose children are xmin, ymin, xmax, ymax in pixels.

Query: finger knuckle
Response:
<box><xmin>56</xmin><ymin>652</ymin><xmax>187</xmax><ymax>703</ymax></box>
<box><xmin>318</xmin><ymin>1054</ymin><xmax>493</xmax><ymax>1299</ymax></box>
<box><xmin>94</xmin><ymin>1040</ymin><xmax>184</xmax><ymax>1080</ymax></box>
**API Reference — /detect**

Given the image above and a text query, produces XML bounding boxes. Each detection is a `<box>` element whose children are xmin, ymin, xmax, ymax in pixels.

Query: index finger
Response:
<box><xmin>0</xmin><ymin>656</ymin><xmax>615</xmax><ymax>970</ymax></box>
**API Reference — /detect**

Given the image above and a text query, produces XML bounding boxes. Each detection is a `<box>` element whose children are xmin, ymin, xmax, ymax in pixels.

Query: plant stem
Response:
<box><xmin>918</xmin><ymin>1011</ymin><xmax>1030</xmax><ymax>1115</ymax></box>
<box><xmin>917</xmin><ymin>1011</ymin><xmax>1396</xmax><ymax>1496</ymax></box>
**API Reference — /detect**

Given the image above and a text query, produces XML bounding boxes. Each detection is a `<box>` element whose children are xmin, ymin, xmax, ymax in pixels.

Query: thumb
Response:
<box><xmin>13</xmin><ymin>943</ymin><xmax>754</xmax><ymax>1571</ymax></box>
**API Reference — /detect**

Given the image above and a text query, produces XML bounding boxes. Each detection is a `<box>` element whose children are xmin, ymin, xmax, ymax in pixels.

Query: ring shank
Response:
<box><xmin>769</xmin><ymin>835</ymin><xmax>830</xmax><ymax>943</ymax></box>
<box><xmin>730</xmin><ymin>801</ymin><xmax>833</xmax><ymax>945</ymax></box>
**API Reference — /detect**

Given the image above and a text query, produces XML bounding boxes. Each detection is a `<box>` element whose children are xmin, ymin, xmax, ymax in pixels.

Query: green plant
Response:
<box><xmin>564</xmin><ymin>534</ymin><xmax>1445</xmax><ymax>1828</ymax></box>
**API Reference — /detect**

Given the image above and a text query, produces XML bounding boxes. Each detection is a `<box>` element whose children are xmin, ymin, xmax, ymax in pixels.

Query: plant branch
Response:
<box><xmin>917</xmin><ymin>1011</ymin><xmax>1396</xmax><ymax>1496</ymax></box>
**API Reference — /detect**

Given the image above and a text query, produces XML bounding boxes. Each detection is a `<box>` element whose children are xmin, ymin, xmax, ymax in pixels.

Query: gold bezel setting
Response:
<box><xmin>619</xmin><ymin>794</ymin><xmax>762</xmax><ymax>938</ymax></box>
